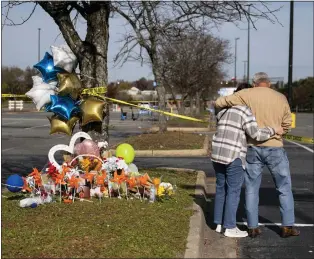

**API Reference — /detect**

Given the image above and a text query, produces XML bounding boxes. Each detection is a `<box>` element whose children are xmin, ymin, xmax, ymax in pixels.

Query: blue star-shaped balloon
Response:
<box><xmin>33</xmin><ymin>52</ymin><xmax>65</xmax><ymax>83</ymax></box>
<box><xmin>45</xmin><ymin>95</ymin><xmax>80</xmax><ymax>121</ymax></box>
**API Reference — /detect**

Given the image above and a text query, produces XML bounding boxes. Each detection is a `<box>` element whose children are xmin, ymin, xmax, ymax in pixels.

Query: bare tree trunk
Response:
<box><xmin>153</xmin><ymin>70</ymin><xmax>167</xmax><ymax>132</ymax></box>
<box><xmin>195</xmin><ymin>91</ymin><xmax>201</xmax><ymax>116</ymax></box>
<box><xmin>189</xmin><ymin>95</ymin><xmax>194</xmax><ymax>116</ymax></box>
<box><xmin>168</xmin><ymin>85</ymin><xmax>181</xmax><ymax>113</ymax></box>
<box><xmin>39</xmin><ymin>2</ymin><xmax>110</xmax><ymax>143</ymax></box>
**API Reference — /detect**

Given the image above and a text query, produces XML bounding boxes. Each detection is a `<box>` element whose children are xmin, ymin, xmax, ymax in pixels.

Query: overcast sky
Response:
<box><xmin>1</xmin><ymin>1</ymin><xmax>313</xmax><ymax>83</ymax></box>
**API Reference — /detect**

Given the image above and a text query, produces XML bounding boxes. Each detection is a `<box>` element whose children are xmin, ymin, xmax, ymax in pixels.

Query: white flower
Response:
<box><xmin>98</xmin><ymin>141</ymin><xmax>108</xmax><ymax>149</ymax></box>
<box><xmin>65</xmin><ymin>167</ymin><xmax>80</xmax><ymax>179</ymax></box>
<box><xmin>160</xmin><ymin>182</ymin><xmax>173</xmax><ymax>190</ymax></box>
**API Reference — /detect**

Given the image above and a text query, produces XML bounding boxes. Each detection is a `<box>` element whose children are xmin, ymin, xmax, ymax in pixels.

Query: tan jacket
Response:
<box><xmin>215</xmin><ymin>87</ymin><xmax>292</xmax><ymax>147</ymax></box>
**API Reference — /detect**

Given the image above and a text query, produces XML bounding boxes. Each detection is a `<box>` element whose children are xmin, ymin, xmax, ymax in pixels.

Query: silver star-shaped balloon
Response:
<box><xmin>25</xmin><ymin>76</ymin><xmax>57</xmax><ymax>111</ymax></box>
<box><xmin>51</xmin><ymin>45</ymin><xmax>78</xmax><ymax>73</ymax></box>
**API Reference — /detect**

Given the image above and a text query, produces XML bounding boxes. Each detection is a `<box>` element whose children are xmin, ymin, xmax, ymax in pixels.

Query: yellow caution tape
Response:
<box><xmin>1</xmin><ymin>94</ymin><xmax>29</xmax><ymax>98</ymax></box>
<box><xmin>81</xmin><ymin>86</ymin><xmax>107</xmax><ymax>95</ymax></box>
<box><xmin>283</xmin><ymin>134</ymin><xmax>314</xmax><ymax>144</ymax></box>
<box><xmin>291</xmin><ymin>113</ymin><xmax>296</xmax><ymax>128</ymax></box>
<box><xmin>104</xmin><ymin>96</ymin><xmax>207</xmax><ymax>123</ymax></box>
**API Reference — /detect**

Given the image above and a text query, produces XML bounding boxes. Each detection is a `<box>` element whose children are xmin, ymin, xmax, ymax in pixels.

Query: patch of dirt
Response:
<box><xmin>112</xmin><ymin>131</ymin><xmax>207</xmax><ymax>150</ymax></box>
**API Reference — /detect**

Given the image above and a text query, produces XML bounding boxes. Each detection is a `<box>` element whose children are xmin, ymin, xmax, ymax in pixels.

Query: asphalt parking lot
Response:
<box><xmin>1</xmin><ymin>110</ymin><xmax>313</xmax><ymax>258</ymax></box>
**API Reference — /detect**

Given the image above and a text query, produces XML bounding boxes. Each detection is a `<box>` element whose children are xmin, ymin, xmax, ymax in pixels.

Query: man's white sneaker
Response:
<box><xmin>224</xmin><ymin>227</ymin><xmax>248</xmax><ymax>238</ymax></box>
<box><xmin>215</xmin><ymin>224</ymin><xmax>222</xmax><ymax>233</ymax></box>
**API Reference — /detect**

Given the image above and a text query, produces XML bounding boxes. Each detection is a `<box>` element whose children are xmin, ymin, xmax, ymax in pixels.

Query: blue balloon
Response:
<box><xmin>33</xmin><ymin>52</ymin><xmax>65</xmax><ymax>83</ymax></box>
<box><xmin>30</xmin><ymin>203</ymin><xmax>38</xmax><ymax>208</ymax></box>
<box><xmin>6</xmin><ymin>174</ymin><xmax>24</xmax><ymax>193</ymax></box>
<box><xmin>45</xmin><ymin>95</ymin><xmax>80</xmax><ymax>120</ymax></box>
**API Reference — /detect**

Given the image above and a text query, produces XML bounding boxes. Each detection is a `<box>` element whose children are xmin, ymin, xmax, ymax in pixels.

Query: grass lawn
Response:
<box><xmin>112</xmin><ymin>131</ymin><xmax>206</xmax><ymax>150</ymax></box>
<box><xmin>1</xmin><ymin>169</ymin><xmax>197</xmax><ymax>258</ymax></box>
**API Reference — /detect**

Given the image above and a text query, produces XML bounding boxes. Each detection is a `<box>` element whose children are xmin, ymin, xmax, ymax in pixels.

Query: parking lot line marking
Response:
<box><xmin>237</xmin><ymin>222</ymin><xmax>314</xmax><ymax>227</ymax></box>
<box><xmin>24</xmin><ymin>124</ymin><xmax>50</xmax><ymax>130</ymax></box>
<box><xmin>285</xmin><ymin>139</ymin><xmax>314</xmax><ymax>153</ymax></box>
<box><xmin>2</xmin><ymin>147</ymin><xmax>15</xmax><ymax>152</ymax></box>
<box><xmin>2</xmin><ymin>118</ymin><xmax>47</xmax><ymax>121</ymax></box>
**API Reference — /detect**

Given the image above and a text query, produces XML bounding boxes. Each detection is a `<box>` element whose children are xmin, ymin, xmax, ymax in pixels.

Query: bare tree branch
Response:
<box><xmin>37</xmin><ymin>1</ymin><xmax>84</xmax><ymax>56</ymax></box>
<box><xmin>2</xmin><ymin>1</ymin><xmax>37</xmax><ymax>27</ymax></box>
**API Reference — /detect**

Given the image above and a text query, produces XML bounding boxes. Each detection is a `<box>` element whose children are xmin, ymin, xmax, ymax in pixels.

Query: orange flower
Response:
<box><xmin>69</xmin><ymin>176</ymin><xmax>79</xmax><ymax>189</ymax></box>
<box><xmin>127</xmin><ymin>176</ymin><xmax>137</xmax><ymax>189</ymax></box>
<box><xmin>110</xmin><ymin>171</ymin><xmax>125</xmax><ymax>185</ymax></box>
<box><xmin>84</xmin><ymin>172</ymin><xmax>94</xmax><ymax>183</ymax></box>
<box><xmin>61</xmin><ymin>165</ymin><xmax>71</xmax><ymax>174</ymax></box>
<box><xmin>22</xmin><ymin>177</ymin><xmax>32</xmax><ymax>192</ymax></box>
<box><xmin>138</xmin><ymin>174</ymin><xmax>149</xmax><ymax>186</ymax></box>
<box><xmin>153</xmin><ymin>177</ymin><xmax>161</xmax><ymax>188</ymax></box>
<box><xmin>28</xmin><ymin>168</ymin><xmax>42</xmax><ymax>187</ymax></box>
<box><xmin>55</xmin><ymin>173</ymin><xmax>66</xmax><ymax>185</ymax></box>
<box><xmin>96</xmin><ymin>175</ymin><xmax>105</xmax><ymax>186</ymax></box>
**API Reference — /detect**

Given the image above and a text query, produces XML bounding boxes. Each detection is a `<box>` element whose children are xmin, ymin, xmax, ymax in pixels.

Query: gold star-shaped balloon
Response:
<box><xmin>48</xmin><ymin>115</ymin><xmax>79</xmax><ymax>136</ymax></box>
<box><xmin>57</xmin><ymin>73</ymin><xmax>82</xmax><ymax>100</ymax></box>
<box><xmin>80</xmin><ymin>97</ymin><xmax>105</xmax><ymax>126</ymax></box>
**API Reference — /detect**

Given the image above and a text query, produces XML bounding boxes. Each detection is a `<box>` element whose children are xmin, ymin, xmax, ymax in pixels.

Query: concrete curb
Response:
<box><xmin>150</xmin><ymin>126</ymin><xmax>210</xmax><ymax>132</ymax></box>
<box><xmin>156</xmin><ymin>167</ymin><xmax>206</xmax><ymax>258</ymax></box>
<box><xmin>109</xmin><ymin>134</ymin><xmax>213</xmax><ymax>157</ymax></box>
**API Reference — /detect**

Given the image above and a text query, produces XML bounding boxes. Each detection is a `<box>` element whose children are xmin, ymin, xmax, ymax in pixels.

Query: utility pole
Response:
<box><xmin>247</xmin><ymin>5</ymin><xmax>251</xmax><ymax>85</ymax></box>
<box><xmin>288</xmin><ymin>1</ymin><xmax>294</xmax><ymax>106</ymax></box>
<box><xmin>234</xmin><ymin>37</ymin><xmax>240</xmax><ymax>87</ymax></box>
<box><xmin>38</xmin><ymin>28</ymin><xmax>41</xmax><ymax>62</ymax></box>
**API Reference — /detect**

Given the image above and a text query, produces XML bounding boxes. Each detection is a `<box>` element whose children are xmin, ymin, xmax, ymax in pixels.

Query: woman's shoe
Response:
<box><xmin>224</xmin><ymin>227</ymin><xmax>248</xmax><ymax>238</ymax></box>
<box><xmin>215</xmin><ymin>224</ymin><xmax>222</xmax><ymax>233</ymax></box>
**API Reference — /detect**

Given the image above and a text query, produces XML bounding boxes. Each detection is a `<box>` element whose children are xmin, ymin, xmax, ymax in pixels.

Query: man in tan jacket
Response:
<box><xmin>214</xmin><ymin>72</ymin><xmax>300</xmax><ymax>238</ymax></box>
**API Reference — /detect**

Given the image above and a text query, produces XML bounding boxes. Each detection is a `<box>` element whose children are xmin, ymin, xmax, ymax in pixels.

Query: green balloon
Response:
<box><xmin>116</xmin><ymin>143</ymin><xmax>135</xmax><ymax>164</ymax></box>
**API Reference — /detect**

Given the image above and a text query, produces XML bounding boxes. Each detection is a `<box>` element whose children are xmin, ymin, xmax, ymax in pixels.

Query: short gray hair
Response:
<box><xmin>252</xmin><ymin>72</ymin><xmax>270</xmax><ymax>85</ymax></box>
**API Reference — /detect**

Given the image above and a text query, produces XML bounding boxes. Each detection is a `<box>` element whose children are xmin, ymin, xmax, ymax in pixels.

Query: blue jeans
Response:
<box><xmin>245</xmin><ymin>146</ymin><xmax>295</xmax><ymax>228</ymax></box>
<box><xmin>213</xmin><ymin>158</ymin><xmax>244</xmax><ymax>229</ymax></box>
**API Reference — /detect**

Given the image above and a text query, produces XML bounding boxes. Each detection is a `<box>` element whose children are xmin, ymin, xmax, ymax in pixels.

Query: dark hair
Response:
<box><xmin>234</xmin><ymin>83</ymin><xmax>252</xmax><ymax>93</ymax></box>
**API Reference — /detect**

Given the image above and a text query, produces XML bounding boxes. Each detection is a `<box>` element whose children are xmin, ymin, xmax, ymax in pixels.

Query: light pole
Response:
<box><xmin>247</xmin><ymin>5</ymin><xmax>251</xmax><ymax>85</ymax></box>
<box><xmin>288</xmin><ymin>1</ymin><xmax>294</xmax><ymax>106</ymax></box>
<box><xmin>243</xmin><ymin>60</ymin><xmax>247</xmax><ymax>81</ymax></box>
<box><xmin>38</xmin><ymin>28</ymin><xmax>41</xmax><ymax>62</ymax></box>
<box><xmin>234</xmin><ymin>37</ymin><xmax>240</xmax><ymax>87</ymax></box>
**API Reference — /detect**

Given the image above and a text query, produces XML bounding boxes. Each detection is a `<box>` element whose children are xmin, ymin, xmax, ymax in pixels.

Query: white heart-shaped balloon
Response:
<box><xmin>48</xmin><ymin>131</ymin><xmax>92</xmax><ymax>171</ymax></box>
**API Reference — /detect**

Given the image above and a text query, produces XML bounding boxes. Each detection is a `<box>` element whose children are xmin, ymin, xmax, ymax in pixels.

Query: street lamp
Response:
<box><xmin>38</xmin><ymin>28</ymin><xmax>41</xmax><ymax>62</ymax></box>
<box><xmin>247</xmin><ymin>5</ymin><xmax>251</xmax><ymax>84</ymax></box>
<box><xmin>243</xmin><ymin>60</ymin><xmax>247</xmax><ymax>81</ymax></box>
<box><xmin>234</xmin><ymin>37</ymin><xmax>240</xmax><ymax>87</ymax></box>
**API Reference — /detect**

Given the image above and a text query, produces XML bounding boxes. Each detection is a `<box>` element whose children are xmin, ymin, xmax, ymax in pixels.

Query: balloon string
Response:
<box><xmin>1</xmin><ymin>183</ymin><xmax>23</xmax><ymax>188</ymax></box>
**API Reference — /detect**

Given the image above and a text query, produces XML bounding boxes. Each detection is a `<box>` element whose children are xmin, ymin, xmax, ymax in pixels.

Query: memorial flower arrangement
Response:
<box><xmin>3</xmin><ymin>45</ymin><xmax>176</xmax><ymax>208</ymax></box>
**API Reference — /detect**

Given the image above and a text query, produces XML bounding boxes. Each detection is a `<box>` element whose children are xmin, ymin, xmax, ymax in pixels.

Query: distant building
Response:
<box><xmin>141</xmin><ymin>90</ymin><xmax>157</xmax><ymax>97</ymax></box>
<box><xmin>127</xmin><ymin>87</ymin><xmax>141</xmax><ymax>96</ymax></box>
